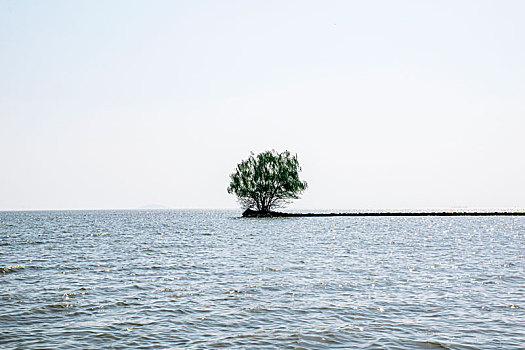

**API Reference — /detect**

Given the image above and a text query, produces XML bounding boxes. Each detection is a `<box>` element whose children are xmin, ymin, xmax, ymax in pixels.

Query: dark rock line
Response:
<box><xmin>242</xmin><ymin>209</ymin><xmax>525</xmax><ymax>218</ymax></box>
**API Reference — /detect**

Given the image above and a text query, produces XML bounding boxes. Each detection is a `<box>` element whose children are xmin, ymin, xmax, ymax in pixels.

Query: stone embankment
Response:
<box><xmin>242</xmin><ymin>208</ymin><xmax>525</xmax><ymax>218</ymax></box>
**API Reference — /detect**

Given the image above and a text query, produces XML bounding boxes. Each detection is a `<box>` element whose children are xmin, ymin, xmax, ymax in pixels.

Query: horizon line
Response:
<box><xmin>1</xmin><ymin>207</ymin><xmax>524</xmax><ymax>213</ymax></box>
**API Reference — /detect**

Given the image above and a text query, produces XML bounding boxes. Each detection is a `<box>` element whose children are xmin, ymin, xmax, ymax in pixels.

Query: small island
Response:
<box><xmin>228</xmin><ymin>150</ymin><xmax>525</xmax><ymax>218</ymax></box>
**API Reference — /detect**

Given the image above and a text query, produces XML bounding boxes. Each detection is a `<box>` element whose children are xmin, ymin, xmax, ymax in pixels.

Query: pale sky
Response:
<box><xmin>1</xmin><ymin>0</ymin><xmax>524</xmax><ymax>210</ymax></box>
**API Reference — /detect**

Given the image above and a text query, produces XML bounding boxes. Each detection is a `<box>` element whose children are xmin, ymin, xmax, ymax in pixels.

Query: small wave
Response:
<box><xmin>1</xmin><ymin>265</ymin><xmax>25</xmax><ymax>274</ymax></box>
<box><xmin>28</xmin><ymin>265</ymin><xmax>44</xmax><ymax>270</ymax></box>
<box><xmin>26</xmin><ymin>240</ymin><xmax>44</xmax><ymax>244</ymax></box>
<box><xmin>244</xmin><ymin>306</ymin><xmax>270</xmax><ymax>313</ymax></box>
<box><xmin>88</xmin><ymin>233</ymin><xmax>107</xmax><ymax>237</ymax></box>
<box><xmin>415</xmin><ymin>341</ymin><xmax>451</xmax><ymax>349</ymax></box>
<box><xmin>493</xmin><ymin>304</ymin><xmax>521</xmax><ymax>309</ymax></box>
<box><xmin>298</xmin><ymin>332</ymin><xmax>345</xmax><ymax>346</ymax></box>
<box><xmin>263</xmin><ymin>266</ymin><xmax>282</xmax><ymax>272</ymax></box>
<box><xmin>32</xmin><ymin>303</ymin><xmax>75</xmax><ymax>314</ymax></box>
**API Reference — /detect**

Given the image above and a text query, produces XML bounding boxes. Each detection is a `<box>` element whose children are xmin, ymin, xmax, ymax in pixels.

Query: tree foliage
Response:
<box><xmin>227</xmin><ymin>150</ymin><xmax>308</xmax><ymax>212</ymax></box>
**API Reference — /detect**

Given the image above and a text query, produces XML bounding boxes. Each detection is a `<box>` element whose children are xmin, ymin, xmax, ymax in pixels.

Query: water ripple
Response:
<box><xmin>0</xmin><ymin>210</ymin><xmax>524</xmax><ymax>349</ymax></box>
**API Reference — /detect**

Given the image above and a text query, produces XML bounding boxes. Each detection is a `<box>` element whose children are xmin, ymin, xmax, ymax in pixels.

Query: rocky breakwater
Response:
<box><xmin>241</xmin><ymin>208</ymin><xmax>525</xmax><ymax>218</ymax></box>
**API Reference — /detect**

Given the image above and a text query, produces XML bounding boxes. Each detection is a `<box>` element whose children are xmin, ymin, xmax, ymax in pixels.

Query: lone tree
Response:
<box><xmin>227</xmin><ymin>150</ymin><xmax>308</xmax><ymax>213</ymax></box>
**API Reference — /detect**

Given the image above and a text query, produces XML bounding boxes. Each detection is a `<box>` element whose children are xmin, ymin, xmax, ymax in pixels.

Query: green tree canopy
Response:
<box><xmin>227</xmin><ymin>150</ymin><xmax>308</xmax><ymax>212</ymax></box>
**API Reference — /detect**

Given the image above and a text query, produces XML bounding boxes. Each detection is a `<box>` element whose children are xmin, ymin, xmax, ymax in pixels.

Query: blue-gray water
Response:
<box><xmin>1</xmin><ymin>210</ymin><xmax>524</xmax><ymax>349</ymax></box>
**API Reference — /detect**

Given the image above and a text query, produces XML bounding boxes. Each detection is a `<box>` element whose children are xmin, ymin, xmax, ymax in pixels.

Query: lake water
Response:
<box><xmin>1</xmin><ymin>210</ymin><xmax>524</xmax><ymax>349</ymax></box>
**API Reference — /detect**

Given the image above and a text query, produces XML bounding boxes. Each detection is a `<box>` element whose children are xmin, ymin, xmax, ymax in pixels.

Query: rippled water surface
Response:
<box><xmin>1</xmin><ymin>210</ymin><xmax>524</xmax><ymax>349</ymax></box>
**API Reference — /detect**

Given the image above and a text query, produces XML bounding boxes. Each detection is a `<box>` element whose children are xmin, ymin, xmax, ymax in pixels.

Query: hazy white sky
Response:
<box><xmin>1</xmin><ymin>0</ymin><xmax>524</xmax><ymax>210</ymax></box>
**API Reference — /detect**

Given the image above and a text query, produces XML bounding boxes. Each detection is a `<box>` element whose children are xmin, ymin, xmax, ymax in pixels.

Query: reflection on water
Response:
<box><xmin>1</xmin><ymin>210</ymin><xmax>524</xmax><ymax>349</ymax></box>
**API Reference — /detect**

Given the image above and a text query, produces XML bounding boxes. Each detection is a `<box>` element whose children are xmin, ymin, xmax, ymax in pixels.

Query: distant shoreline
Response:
<box><xmin>242</xmin><ymin>209</ymin><xmax>525</xmax><ymax>218</ymax></box>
